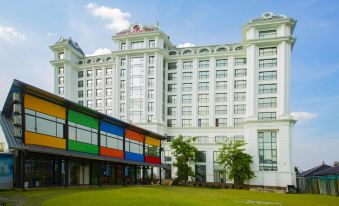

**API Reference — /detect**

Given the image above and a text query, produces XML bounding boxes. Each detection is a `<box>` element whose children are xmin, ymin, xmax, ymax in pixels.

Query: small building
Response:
<box><xmin>313</xmin><ymin>166</ymin><xmax>339</xmax><ymax>196</ymax></box>
<box><xmin>0</xmin><ymin>80</ymin><xmax>167</xmax><ymax>189</ymax></box>
<box><xmin>296</xmin><ymin>163</ymin><xmax>332</xmax><ymax>193</ymax></box>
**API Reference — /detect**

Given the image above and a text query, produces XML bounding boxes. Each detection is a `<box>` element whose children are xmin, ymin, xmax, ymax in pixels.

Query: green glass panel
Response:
<box><xmin>68</xmin><ymin>110</ymin><xmax>98</xmax><ymax>129</ymax></box>
<box><xmin>68</xmin><ymin>140</ymin><xmax>99</xmax><ymax>154</ymax></box>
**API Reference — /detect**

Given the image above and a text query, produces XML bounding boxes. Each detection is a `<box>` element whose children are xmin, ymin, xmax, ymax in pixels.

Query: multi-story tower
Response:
<box><xmin>50</xmin><ymin>12</ymin><xmax>297</xmax><ymax>188</ymax></box>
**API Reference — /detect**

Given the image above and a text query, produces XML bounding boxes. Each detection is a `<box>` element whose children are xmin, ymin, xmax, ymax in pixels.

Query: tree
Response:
<box><xmin>170</xmin><ymin>135</ymin><xmax>197</xmax><ymax>185</ymax></box>
<box><xmin>217</xmin><ymin>140</ymin><xmax>255</xmax><ymax>189</ymax></box>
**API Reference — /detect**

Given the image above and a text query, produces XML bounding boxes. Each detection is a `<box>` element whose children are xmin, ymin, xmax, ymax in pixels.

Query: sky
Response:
<box><xmin>0</xmin><ymin>0</ymin><xmax>338</xmax><ymax>170</ymax></box>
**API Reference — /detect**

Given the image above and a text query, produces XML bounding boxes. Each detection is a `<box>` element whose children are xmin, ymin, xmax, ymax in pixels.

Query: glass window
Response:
<box><xmin>259</xmin><ymin>71</ymin><xmax>277</xmax><ymax>80</ymax></box>
<box><xmin>148</xmin><ymin>67</ymin><xmax>155</xmax><ymax>75</ymax></box>
<box><xmin>87</xmin><ymin>70</ymin><xmax>93</xmax><ymax>77</ymax></box>
<box><xmin>106</xmin><ymin>78</ymin><xmax>112</xmax><ymax>85</ymax></box>
<box><xmin>235</xmin><ymin>58</ymin><xmax>246</xmax><ymax>66</ymax></box>
<box><xmin>198</xmin><ymin>106</ymin><xmax>209</xmax><ymax>115</ymax></box>
<box><xmin>78</xmin><ymin>81</ymin><xmax>83</xmax><ymax>88</ymax></box>
<box><xmin>101</xmin><ymin>131</ymin><xmax>123</xmax><ymax>150</ymax></box>
<box><xmin>234</xmin><ymin>105</ymin><xmax>246</xmax><ymax>114</ymax></box>
<box><xmin>58</xmin><ymin>87</ymin><xmax>64</xmax><ymax>95</ymax></box>
<box><xmin>196</xmin><ymin>151</ymin><xmax>206</xmax><ymax>162</ymax></box>
<box><xmin>198</xmin><ymin>82</ymin><xmax>209</xmax><ymax>91</ymax></box>
<box><xmin>131</xmin><ymin>41</ymin><xmax>144</xmax><ymax>49</ymax></box>
<box><xmin>167</xmin><ymin>119</ymin><xmax>176</xmax><ymax>127</ymax></box>
<box><xmin>259</xmin><ymin>47</ymin><xmax>277</xmax><ymax>56</ymax></box>
<box><xmin>78</xmin><ymin>71</ymin><xmax>83</xmax><ymax>78</ymax></box>
<box><xmin>168</xmin><ymin>84</ymin><xmax>176</xmax><ymax>92</ymax></box>
<box><xmin>78</xmin><ymin>90</ymin><xmax>83</xmax><ymax>98</ymax></box>
<box><xmin>58</xmin><ymin>77</ymin><xmax>64</xmax><ymax>84</ymax></box>
<box><xmin>258</xmin><ymin>112</ymin><xmax>276</xmax><ymax>120</ymax></box>
<box><xmin>216</xmin><ymin>93</ymin><xmax>227</xmax><ymax>102</ymax></box>
<box><xmin>96</xmin><ymin>89</ymin><xmax>102</xmax><ymax>97</ymax></box>
<box><xmin>259</xmin><ymin>59</ymin><xmax>277</xmax><ymax>68</ymax></box>
<box><xmin>182</xmin><ymin>94</ymin><xmax>192</xmax><ymax>104</ymax></box>
<box><xmin>198</xmin><ymin>94</ymin><xmax>209</xmax><ymax>103</ymax></box>
<box><xmin>235</xmin><ymin>69</ymin><xmax>246</xmax><ymax>77</ymax></box>
<box><xmin>258</xmin><ymin>131</ymin><xmax>277</xmax><ymax>171</ymax></box>
<box><xmin>121</xmin><ymin>43</ymin><xmax>126</xmax><ymax>50</ymax></box>
<box><xmin>216</xmin><ymin>59</ymin><xmax>227</xmax><ymax>67</ymax></box>
<box><xmin>58</xmin><ymin>52</ymin><xmax>64</xmax><ymax>60</ymax></box>
<box><xmin>182</xmin><ymin>119</ymin><xmax>192</xmax><ymax>128</ymax></box>
<box><xmin>168</xmin><ymin>62</ymin><xmax>177</xmax><ymax>70</ymax></box>
<box><xmin>216</xmin><ymin>70</ymin><xmax>227</xmax><ymax>79</ymax></box>
<box><xmin>259</xmin><ymin>97</ymin><xmax>277</xmax><ymax>108</ymax></box>
<box><xmin>145</xmin><ymin>143</ymin><xmax>160</xmax><ymax>157</ymax></box>
<box><xmin>148</xmin><ymin>115</ymin><xmax>154</xmax><ymax>122</ymax></box>
<box><xmin>148</xmin><ymin>90</ymin><xmax>154</xmax><ymax>99</ymax></box>
<box><xmin>121</xmin><ymin>58</ymin><xmax>126</xmax><ymax>67</ymax></box>
<box><xmin>149</xmin><ymin>40</ymin><xmax>155</xmax><ymax>48</ymax></box>
<box><xmin>149</xmin><ymin>56</ymin><xmax>154</xmax><ymax>64</ymax></box>
<box><xmin>96</xmin><ymin>99</ymin><xmax>103</xmax><ymax>107</ymax></box>
<box><xmin>164</xmin><ymin>151</ymin><xmax>172</xmax><ymax>162</ymax></box>
<box><xmin>259</xmin><ymin>30</ymin><xmax>277</xmax><ymax>39</ymax></box>
<box><xmin>199</xmin><ymin>60</ymin><xmax>209</xmax><ymax>69</ymax></box>
<box><xmin>199</xmin><ymin>71</ymin><xmax>209</xmax><ymax>79</ymax></box>
<box><xmin>106</xmin><ymin>98</ymin><xmax>112</xmax><ymax>106</ymax></box>
<box><xmin>234</xmin><ymin>92</ymin><xmax>246</xmax><ymax>101</ymax></box>
<box><xmin>234</xmin><ymin>80</ymin><xmax>246</xmax><ymax>89</ymax></box>
<box><xmin>234</xmin><ymin>118</ymin><xmax>243</xmax><ymax>127</ymax></box>
<box><xmin>168</xmin><ymin>95</ymin><xmax>176</xmax><ymax>104</ymax></box>
<box><xmin>87</xmin><ymin>90</ymin><xmax>92</xmax><ymax>97</ymax></box>
<box><xmin>120</xmin><ymin>91</ymin><xmax>125</xmax><ymax>101</ymax></box>
<box><xmin>182</xmin><ymin>106</ymin><xmax>192</xmax><ymax>116</ymax></box>
<box><xmin>120</xmin><ymin>69</ymin><xmax>126</xmax><ymax>77</ymax></box>
<box><xmin>120</xmin><ymin>104</ymin><xmax>125</xmax><ymax>113</ymax></box>
<box><xmin>216</xmin><ymin>118</ymin><xmax>227</xmax><ymax>127</ymax></box>
<box><xmin>58</xmin><ymin>67</ymin><xmax>64</xmax><ymax>75</ymax></box>
<box><xmin>106</xmin><ymin>68</ymin><xmax>112</xmax><ymax>75</ymax></box>
<box><xmin>259</xmin><ymin>84</ymin><xmax>277</xmax><ymax>94</ymax></box>
<box><xmin>215</xmin><ymin>105</ymin><xmax>227</xmax><ymax>115</ymax></box>
<box><xmin>148</xmin><ymin>102</ymin><xmax>154</xmax><ymax>111</ymax></box>
<box><xmin>87</xmin><ymin>100</ymin><xmax>93</xmax><ymax>108</ymax></box>
<box><xmin>198</xmin><ymin>119</ymin><xmax>209</xmax><ymax>127</ymax></box>
<box><xmin>125</xmin><ymin>138</ymin><xmax>143</xmax><ymax>154</ymax></box>
<box><xmin>183</xmin><ymin>61</ymin><xmax>193</xmax><ymax>69</ymax></box>
<box><xmin>215</xmin><ymin>136</ymin><xmax>227</xmax><ymax>143</ymax></box>
<box><xmin>183</xmin><ymin>72</ymin><xmax>192</xmax><ymax>80</ymax></box>
<box><xmin>96</xmin><ymin>79</ymin><xmax>102</xmax><ymax>86</ymax></box>
<box><xmin>87</xmin><ymin>80</ymin><xmax>93</xmax><ymax>87</ymax></box>
<box><xmin>96</xmin><ymin>69</ymin><xmax>102</xmax><ymax>76</ymax></box>
<box><xmin>167</xmin><ymin>107</ymin><xmax>176</xmax><ymax>116</ymax></box>
<box><xmin>120</xmin><ymin>80</ymin><xmax>125</xmax><ymax>89</ymax></box>
<box><xmin>168</xmin><ymin>73</ymin><xmax>177</xmax><ymax>81</ymax></box>
<box><xmin>182</xmin><ymin>83</ymin><xmax>192</xmax><ymax>92</ymax></box>
<box><xmin>216</xmin><ymin>81</ymin><xmax>227</xmax><ymax>90</ymax></box>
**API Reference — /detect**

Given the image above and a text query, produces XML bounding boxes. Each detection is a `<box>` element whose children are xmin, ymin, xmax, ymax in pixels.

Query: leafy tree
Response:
<box><xmin>217</xmin><ymin>140</ymin><xmax>255</xmax><ymax>189</ymax></box>
<box><xmin>170</xmin><ymin>135</ymin><xmax>197</xmax><ymax>185</ymax></box>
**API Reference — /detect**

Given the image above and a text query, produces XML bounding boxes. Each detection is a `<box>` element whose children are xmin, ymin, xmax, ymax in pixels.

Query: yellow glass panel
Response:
<box><xmin>145</xmin><ymin>136</ymin><xmax>160</xmax><ymax>147</ymax></box>
<box><xmin>24</xmin><ymin>94</ymin><xmax>66</xmax><ymax>119</ymax></box>
<box><xmin>25</xmin><ymin>131</ymin><xmax>66</xmax><ymax>149</ymax></box>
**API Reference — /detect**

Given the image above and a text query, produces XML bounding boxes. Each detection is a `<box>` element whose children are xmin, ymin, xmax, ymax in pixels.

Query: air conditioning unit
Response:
<box><xmin>14</xmin><ymin>126</ymin><xmax>22</xmax><ymax>138</ymax></box>
<box><xmin>13</xmin><ymin>103</ymin><xmax>22</xmax><ymax>115</ymax></box>
<box><xmin>13</xmin><ymin>115</ymin><xmax>22</xmax><ymax>127</ymax></box>
<box><xmin>12</xmin><ymin>92</ymin><xmax>21</xmax><ymax>103</ymax></box>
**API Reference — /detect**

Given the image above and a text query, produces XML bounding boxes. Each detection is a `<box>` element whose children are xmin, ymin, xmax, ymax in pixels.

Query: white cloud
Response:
<box><xmin>86</xmin><ymin>48</ymin><xmax>112</xmax><ymax>56</ymax></box>
<box><xmin>177</xmin><ymin>42</ymin><xmax>195</xmax><ymax>48</ymax></box>
<box><xmin>86</xmin><ymin>3</ymin><xmax>130</xmax><ymax>31</ymax></box>
<box><xmin>0</xmin><ymin>25</ymin><xmax>26</xmax><ymax>44</ymax></box>
<box><xmin>291</xmin><ymin>112</ymin><xmax>318</xmax><ymax>121</ymax></box>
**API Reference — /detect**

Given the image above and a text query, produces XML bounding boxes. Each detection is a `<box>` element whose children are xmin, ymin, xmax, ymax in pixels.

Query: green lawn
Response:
<box><xmin>1</xmin><ymin>186</ymin><xmax>339</xmax><ymax>206</ymax></box>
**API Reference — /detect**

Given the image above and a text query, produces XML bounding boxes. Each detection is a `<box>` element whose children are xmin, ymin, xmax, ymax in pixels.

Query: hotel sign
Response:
<box><xmin>117</xmin><ymin>25</ymin><xmax>155</xmax><ymax>36</ymax></box>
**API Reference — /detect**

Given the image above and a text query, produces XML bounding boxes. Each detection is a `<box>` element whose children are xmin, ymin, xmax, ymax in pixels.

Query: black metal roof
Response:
<box><xmin>314</xmin><ymin>166</ymin><xmax>339</xmax><ymax>176</ymax></box>
<box><xmin>297</xmin><ymin>163</ymin><xmax>332</xmax><ymax>177</ymax></box>
<box><xmin>54</xmin><ymin>37</ymin><xmax>85</xmax><ymax>56</ymax></box>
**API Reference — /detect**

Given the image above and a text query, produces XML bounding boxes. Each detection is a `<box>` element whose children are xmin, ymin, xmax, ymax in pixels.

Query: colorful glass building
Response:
<box><xmin>0</xmin><ymin>80</ymin><xmax>167</xmax><ymax>188</ymax></box>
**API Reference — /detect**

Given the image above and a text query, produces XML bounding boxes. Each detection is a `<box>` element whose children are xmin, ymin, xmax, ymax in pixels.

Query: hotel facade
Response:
<box><xmin>49</xmin><ymin>12</ymin><xmax>297</xmax><ymax>188</ymax></box>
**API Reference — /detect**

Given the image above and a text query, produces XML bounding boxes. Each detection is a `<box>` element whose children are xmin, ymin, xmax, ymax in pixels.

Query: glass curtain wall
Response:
<box><xmin>129</xmin><ymin>57</ymin><xmax>145</xmax><ymax>122</ymax></box>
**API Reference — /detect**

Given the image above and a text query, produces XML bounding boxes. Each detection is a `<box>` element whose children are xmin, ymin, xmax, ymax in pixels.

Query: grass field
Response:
<box><xmin>0</xmin><ymin>186</ymin><xmax>339</xmax><ymax>206</ymax></box>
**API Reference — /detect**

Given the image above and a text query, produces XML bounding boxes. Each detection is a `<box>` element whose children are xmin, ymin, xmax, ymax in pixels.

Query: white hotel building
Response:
<box><xmin>50</xmin><ymin>12</ymin><xmax>297</xmax><ymax>188</ymax></box>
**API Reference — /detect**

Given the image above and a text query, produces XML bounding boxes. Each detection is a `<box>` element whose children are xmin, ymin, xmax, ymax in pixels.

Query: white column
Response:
<box><xmin>245</xmin><ymin>44</ymin><xmax>258</xmax><ymax>120</ymax></box>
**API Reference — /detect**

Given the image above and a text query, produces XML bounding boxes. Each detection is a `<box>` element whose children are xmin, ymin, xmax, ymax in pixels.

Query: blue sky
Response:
<box><xmin>0</xmin><ymin>0</ymin><xmax>338</xmax><ymax>170</ymax></box>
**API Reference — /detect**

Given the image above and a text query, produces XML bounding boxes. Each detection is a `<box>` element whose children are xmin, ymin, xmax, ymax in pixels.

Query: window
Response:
<box><xmin>234</xmin><ymin>80</ymin><xmax>246</xmax><ymax>89</ymax></box>
<box><xmin>87</xmin><ymin>90</ymin><xmax>92</xmax><ymax>97</ymax></box>
<box><xmin>148</xmin><ymin>67</ymin><xmax>155</xmax><ymax>75</ymax></box>
<box><xmin>100</xmin><ymin>131</ymin><xmax>123</xmax><ymax>150</ymax></box>
<box><xmin>234</xmin><ymin>118</ymin><xmax>243</xmax><ymax>127</ymax></box>
<box><xmin>216</xmin><ymin>118</ymin><xmax>227</xmax><ymax>127</ymax></box>
<box><xmin>196</xmin><ymin>151</ymin><xmax>206</xmax><ymax>162</ymax></box>
<box><xmin>58</xmin><ymin>77</ymin><xmax>64</xmax><ymax>85</ymax></box>
<box><xmin>182</xmin><ymin>94</ymin><xmax>192</xmax><ymax>104</ymax></box>
<box><xmin>183</xmin><ymin>61</ymin><xmax>193</xmax><ymax>69</ymax></box>
<box><xmin>216</xmin><ymin>93</ymin><xmax>227</xmax><ymax>102</ymax></box>
<box><xmin>235</xmin><ymin>69</ymin><xmax>246</xmax><ymax>77</ymax></box>
<box><xmin>182</xmin><ymin>106</ymin><xmax>192</xmax><ymax>116</ymax></box>
<box><xmin>182</xmin><ymin>119</ymin><xmax>192</xmax><ymax>128</ymax></box>
<box><xmin>198</xmin><ymin>106</ymin><xmax>209</xmax><ymax>115</ymax></box>
<box><xmin>216</xmin><ymin>81</ymin><xmax>227</xmax><ymax>90</ymax></box>
<box><xmin>106</xmin><ymin>78</ymin><xmax>112</xmax><ymax>85</ymax></box>
<box><xmin>121</xmin><ymin>58</ymin><xmax>126</xmax><ymax>67</ymax></box>
<box><xmin>96</xmin><ymin>69</ymin><xmax>102</xmax><ymax>76</ymax></box>
<box><xmin>121</xmin><ymin>43</ymin><xmax>126</xmax><ymax>50</ymax></box>
<box><xmin>148</xmin><ymin>102</ymin><xmax>154</xmax><ymax>111</ymax></box>
<box><xmin>68</xmin><ymin>121</ymin><xmax>98</xmax><ymax>145</ymax></box>
<box><xmin>131</xmin><ymin>41</ymin><xmax>144</xmax><ymax>49</ymax></box>
<box><xmin>87</xmin><ymin>100</ymin><xmax>93</xmax><ymax>108</ymax></box>
<box><xmin>87</xmin><ymin>70</ymin><xmax>93</xmax><ymax>77</ymax></box>
<box><xmin>76</xmin><ymin>81</ymin><xmax>82</xmax><ymax>88</ymax></box>
<box><xmin>216</xmin><ymin>70</ymin><xmax>227</xmax><ymax>78</ymax></box>
<box><xmin>234</xmin><ymin>135</ymin><xmax>244</xmax><ymax>142</ymax></box>
<box><xmin>198</xmin><ymin>82</ymin><xmax>209</xmax><ymax>91</ymax></box>
<box><xmin>259</xmin><ymin>84</ymin><xmax>277</xmax><ymax>94</ymax></box>
<box><xmin>258</xmin><ymin>131</ymin><xmax>277</xmax><ymax>171</ymax></box>
<box><xmin>259</xmin><ymin>30</ymin><xmax>277</xmax><ymax>39</ymax></box>
<box><xmin>168</xmin><ymin>95</ymin><xmax>176</xmax><ymax>104</ymax></box>
<box><xmin>199</xmin><ymin>49</ymin><xmax>209</xmax><ymax>53</ymax></box>
<box><xmin>106</xmin><ymin>98</ymin><xmax>112</xmax><ymax>106</ymax></box>
<box><xmin>164</xmin><ymin>151</ymin><xmax>172</xmax><ymax>162</ymax></box>
<box><xmin>168</xmin><ymin>62</ymin><xmax>177</xmax><ymax>70</ymax></box>
<box><xmin>198</xmin><ymin>94</ymin><xmax>209</xmax><ymax>103</ymax></box>
<box><xmin>148</xmin><ymin>78</ymin><xmax>154</xmax><ymax>87</ymax></box>
<box><xmin>235</xmin><ymin>58</ymin><xmax>246</xmax><ymax>66</ymax></box>
<box><xmin>96</xmin><ymin>89</ymin><xmax>102</xmax><ymax>97</ymax></box>
<box><xmin>198</xmin><ymin>119</ymin><xmax>209</xmax><ymax>127</ymax></box>
<box><xmin>259</xmin><ymin>47</ymin><xmax>277</xmax><ymax>56</ymax></box>
<box><xmin>96</xmin><ymin>79</ymin><xmax>102</xmax><ymax>86</ymax></box>
<box><xmin>168</xmin><ymin>84</ymin><xmax>176</xmax><ymax>92</ymax></box>
<box><xmin>259</xmin><ymin>97</ymin><xmax>277</xmax><ymax>108</ymax></box>
<box><xmin>149</xmin><ymin>56</ymin><xmax>154</xmax><ymax>64</ymax></box>
<box><xmin>168</xmin><ymin>73</ymin><xmax>177</xmax><ymax>81</ymax></box>
<box><xmin>120</xmin><ymin>91</ymin><xmax>125</xmax><ymax>101</ymax></box>
<box><xmin>78</xmin><ymin>71</ymin><xmax>83</xmax><ymax>78</ymax></box>
<box><xmin>167</xmin><ymin>119</ymin><xmax>176</xmax><ymax>127</ymax></box>
<box><xmin>58</xmin><ymin>87</ymin><xmax>64</xmax><ymax>95</ymax></box>
<box><xmin>215</xmin><ymin>105</ymin><xmax>227</xmax><ymax>115</ymax></box>
<box><xmin>167</xmin><ymin>107</ymin><xmax>176</xmax><ymax>116</ymax></box>
<box><xmin>259</xmin><ymin>71</ymin><xmax>277</xmax><ymax>80</ymax></box>
<box><xmin>104</xmin><ymin>68</ymin><xmax>111</xmax><ymax>76</ymax></box>
<box><xmin>199</xmin><ymin>60</ymin><xmax>209</xmax><ymax>69</ymax></box>
<box><xmin>234</xmin><ymin>105</ymin><xmax>246</xmax><ymax>114</ymax></box>
<box><xmin>25</xmin><ymin>109</ymin><xmax>65</xmax><ymax>138</ymax></box>
<box><xmin>182</xmin><ymin>83</ymin><xmax>192</xmax><ymax>92</ymax></box>
<box><xmin>58</xmin><ymin>67</ymin><xmax>64</xmax><ymax>75</ymax></box>
<box><xmin>120</xmin><ymin>104</ymin><xmax>125</xmax><ymax>112</ymax></box>
<box><xmin>148</xmin><ymin>115</ymin><xmax>154</xmax><ymax>122</ymax></box>
<box><xmin>58</xmin><ymin>52</ymin><xmax>64</xmax><ymax>59</ymax></box>
<box><xmin>234</xmin><ymin>92</ymin><xmax>246</xmax><ymax>101</ymax></box>
<box><xmin>106</xmin><ymin>88</ymin><xmax>112</xmax><ymax>96</ymax></box>
<box><xmin>183</xmin><ymin>50</ymin><xmax>192</xmax><ymax>55</ymax></box>
<box><xmin>87</xmin><ymin>80</ymin><xmax>93</xmax><ymax>87</ymax></box>
<box><xmin>199</xmin><ymin>71</ymin><xmax>209</xmax><ymax>79</ymax></box>
<box><xmin>216</xmin><ymin>59</ymin><xmax>227</xmax><ymax>67</ymax></box>
<box><xmin>145</xmin><ymin>143</ymin><xmax>160</xmax><ymax>158</ymax></box>
<box><xmin>125</xmin><ymin>138</ymin><xmax>143</xmax><ymax>154</ymax></box>
<box><xmin>95</xmin><ymin>99</ymin><xmax>102</xmax><ymax>107</ymax></box>
<box><xmin>78</xmin><ymin>101</ymin><xmax>83</xmax><ymax>106</ymax></box>
<box><xmin>183</xmin><ymin>72</ymin><xmax>192</xmax><ymax>80</ymax></box>
<box><xmin>78</xmin><ymin>90</ymin><xmax>83</xmax><ymax>98</ymax></box>
<box><xmin>148</xmin><ymin>90</ymin><xmax>154</xmax><ymax>99</ymax></box>
<box><xmin>120</xmin><ymin>80</ymin><xmax>125</xmax><ymax>89</ymax></box>
<box><xmin>149</xmin><ymin>40</ymin><xmax>155</xmax><ymax>48</ymax></box>
<box><xmin>259</xmin><ymin>59</ymin><xmax>277</xmax><ymax>68</ymax></box>
<box><xmin>215</xmin><ymin>136</ymin><xmax>227</xmax><ymax>143</ymax></box>
<box><xmin>106</xmin><ymin>109</ymin><xmax>113</xmax><ymax>116</ymax></box>
<box><xmin>120</xmin><ymin>69</ymin><xmax>126</xmax><ymax>77</ymax></box>
<box><xmin>258</xmin><ymin>112</ymin><xmax>276</xmax><ymax>120</ymax></box>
